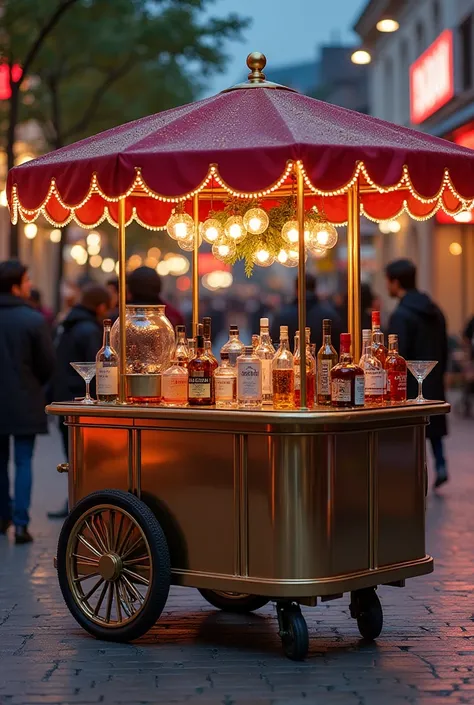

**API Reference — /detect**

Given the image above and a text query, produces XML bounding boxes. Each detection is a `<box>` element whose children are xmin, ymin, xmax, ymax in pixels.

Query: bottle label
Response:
<box><xmin>387</xmin><ymin>371</ymin><xmax>407</xmax><ymax>397</ymax></box>
<box><xmin>364</xmin><ymin>369</ymin><xmax>385</xmax><ymax>395</ymax></box>
<box><xmin>188</xmin><ymin>377</ymin><xmax>211</xmax><ymax>400</ymax></box>
<box><xmin>318</xmin><ymin>359</ymin><xmax>332</xmax><ymax>395</ymax></box>
<box><xmin>261</xmin><ymin>359</ymin><xmax>272</xmax><ymax>395</ymax></box>
<box><xmin>162</xmin><ymin>375</ymin><xmax>188</xmax><ymax>402</ymax></box>
<box><xmin>331</xmin><ymin>379</ymin><xmax>351</xmax><ymax>403</ymax></box>
<box><xmin>216</xmin><ymin>377</ymin><xmax>235</xmax><ymax>402</ymax></box>
<box><xmin>96</xmin><ymin>363</ymin><xmax>118</xmax><ymax>395</ymax></box>
<box><xmin>237</xmin><ymin>362</ymin><xmax>262</xmax><ymax>400</ymax></box>
<box><xmin>354</xmin><ymin>375</ymin><xmax>365</xmax><ymax>406</ymax></box>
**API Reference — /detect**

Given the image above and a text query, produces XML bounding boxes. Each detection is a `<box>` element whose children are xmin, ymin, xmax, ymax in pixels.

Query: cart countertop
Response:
<box><xmin>47</xmin><ymin>400</ymin><xmax>450</xmax><ymax>431</ymax></box>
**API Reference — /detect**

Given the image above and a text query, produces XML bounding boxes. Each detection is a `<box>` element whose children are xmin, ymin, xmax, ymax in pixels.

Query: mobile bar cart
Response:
<box><xmin>8</xmin><ymin>52</ymin><xmax>468</xmax><ymax>660</ymax></box>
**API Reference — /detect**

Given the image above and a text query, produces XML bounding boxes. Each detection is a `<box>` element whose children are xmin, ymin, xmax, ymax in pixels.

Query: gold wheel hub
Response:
<box><xmin>98</xmin><ymin>553</ymin><xmax>122</xmax><ymax>581</ymax></box>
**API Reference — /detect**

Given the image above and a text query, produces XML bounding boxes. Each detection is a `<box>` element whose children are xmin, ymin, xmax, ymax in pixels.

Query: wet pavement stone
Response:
<box><xmin>1</xmin><ymin>410</ymin><xmax>474</xmax><ymax>703</ymax></box>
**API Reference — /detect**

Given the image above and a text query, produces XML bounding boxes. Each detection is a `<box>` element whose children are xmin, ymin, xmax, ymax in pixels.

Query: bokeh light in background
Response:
<box><xmin>49</xmin><ymin>229</ymin><xmax>62</xmax><ymax>243</ymax></box>
<box><xmin>24</xmin><ymin>223</ymin><xmax>37</xmax><ymax>239</ymax></box>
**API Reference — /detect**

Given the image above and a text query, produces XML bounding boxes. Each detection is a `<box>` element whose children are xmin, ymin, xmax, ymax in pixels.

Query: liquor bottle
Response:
<box><xmin>330</xmin><ymin>333</ymin><xmax>365</xmax><ymax>408</ymax></box>
<box><xmin>203</xmin><ymin>317</ymin><xmax>218</xmax><ymax>369</ymax></box>
<box><xmin>294</xmin><ymin>328</ymin><xmax>316</xmax><ymax>409</ymax></box>
<box><xmin>237</xmin><ymin>346</ymin><xmax>262</xmax><ymax>410</ymax></box>
<box><xmin>385</xmin><ymin>334</ymin><xmax>407</xmax><ymax>403</ymax></box>
<box><xmin>255</xmin><ymin>317</ymin><xmax>275</xmax><ymax>405</ymax></box>
<box><xmin>252</xmin><ymin>334</ymin><xmax>260</xmax><ymax>351</ymax></box>
<box><xmin>161</xmin><ymin>359</ymin><xmax>188</xmax><ymax>407</ymax></box>
<box><xmin>96</xmin><ymin>318</ymin><xmax>119</xmax><ymax>402</ymax></box>
<box><xmin>187</xmin><ymin>338</ymin><xmax>196</xmax><ymax>359</ymax></box>
<box><xmin>175</xmin><ymin>325</ymin><xmax>190</xmax><ymax>367</ymax></box>
<box><xmin>372</xmin><ymin>310</ymin><xmax>388</xmax><ymax>367</ymax></box>
<box><xmin>359</xmin><ymin>329</ymin><xmax>385</xmax><ymax>405</ymax></box>
<box><xmin>188</xmin><ymin>334</ymin><xmax>213</xmax><ymax>406</ymax></box>
<box><xmin>214</xmin><ymin>352</ymin><xmax>237</xmax><ymax>408</ymax></box>
<box><xmin>317</xmin><ymin>319</ymin><xmax>338</xmax><ymax>406</ymax></box>
<box><xmin>221</xmin><ymin>325</ymin><xmax>245</xmax><ymax>367</ymax></box>
<box><xmin>272</xmin><ymin>325</ymin><xmax>295</xmax><ymax>410</ymax></box>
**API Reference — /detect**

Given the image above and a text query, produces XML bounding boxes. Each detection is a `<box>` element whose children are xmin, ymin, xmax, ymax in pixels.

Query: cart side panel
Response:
<box><xmin>139</xmin><ymin>428</ymin><xmax>236</xmax><ymax>575</ymax></box>
<box><xmin>70</xmin><ymin>422</ymin><xmax>130</xmax><ymax>507</ymax></box>
<box><xmin>376</xmin><ymin>424</ymin><xmax>426</xmax><ymax>566</ymax></box>
<box><xmin>247</xmin><ymin>431</ymin><xmax>370</xmax><ymax>580</ymax></box>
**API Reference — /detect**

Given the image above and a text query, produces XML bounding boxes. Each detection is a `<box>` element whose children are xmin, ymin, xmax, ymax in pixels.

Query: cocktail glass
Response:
<box><xmin>70</xmin><ymin>362</ymin><xmax>96</xmax><ymax>405</ymax></box>
<box><xmin>406</xmin><ymin>360</ymin><xmax>437</xmax><ymax>403</ymax></box>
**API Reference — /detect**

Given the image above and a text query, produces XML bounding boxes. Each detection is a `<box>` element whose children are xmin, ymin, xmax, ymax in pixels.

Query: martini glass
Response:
<box><xmin>70</xmin><ymin>362</ymin><xmax>96</xmax><ymax>405</ymax></box>
<box><xmin>406</xmin><ymin>360</ymin><xmax>437</xmax><ymax>403</ymax></box>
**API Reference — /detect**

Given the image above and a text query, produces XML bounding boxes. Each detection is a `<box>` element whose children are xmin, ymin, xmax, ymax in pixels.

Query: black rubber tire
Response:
<box><xmin>57</xmin><ymin>489</ymin><xmax>170</xmax><ymax>642</ymax></box>
<box><xmin>198</xmin><ymin>589</ymin><xmax>269</xmax><ymax>613</ymax></box>
<box><xmin>280</xmin><ymin>606</ymin><xmax>309</xmax><ymax>661</ymax></box>
<box><xmin>351</xmin><ymin>588</ymin><xmax>383</xmax><ymax>641</ymax></box>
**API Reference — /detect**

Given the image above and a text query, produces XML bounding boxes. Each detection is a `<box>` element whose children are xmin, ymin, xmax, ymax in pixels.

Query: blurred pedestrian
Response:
<box><xmin>0</xmin><ymin>260</ymin><xmax>55</xmax><ymax>543</ymax></box>
<box><xmin>48</xmin><ymin>283</ymin><xmax>111</xmax><ymax>519</ymax></box>
<box><xmin>270</xmin><ymin>274</ymin><xmax>343</xmax><ymax>351</ymax></box>
<box><xmin>386</xmin><ymin>259</ymin><xmax>448</xmax><ymax>489</ymax></box>
<box><xmin>127</xmin><ymin>266</ymin><xmax>184</xmax><ymax>329</ymax></box>
<box><xmin>106</xmin><ymin>277</ymin><xmax>119</xmax><ymax>322</ymax></box>
<box><xmin>29</xmin><ymin>288</ymin><xmax>54</xmax><ymax>328</ymax></box>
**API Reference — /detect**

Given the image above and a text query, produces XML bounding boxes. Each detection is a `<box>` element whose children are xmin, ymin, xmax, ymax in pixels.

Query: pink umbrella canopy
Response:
<box><xmin>7</xmin><ymin>52</ymin><xmax>474</xmax><ymax>229</ymax></box>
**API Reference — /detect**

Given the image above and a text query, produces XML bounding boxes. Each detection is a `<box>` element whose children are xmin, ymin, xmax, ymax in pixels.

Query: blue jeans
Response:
<box><xmin>0</xmin><ymin>435</ymin><xmax>36</xmax><ymax>526</ymax></box>
<box><xmin>430</xmin><ymin>436</ymin><xmax>447</xmax><ymax>477</ymax></box>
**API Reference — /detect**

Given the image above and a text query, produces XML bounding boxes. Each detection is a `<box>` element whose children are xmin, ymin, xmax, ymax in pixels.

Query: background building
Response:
<box><xmin>355</xmin><ymin>0</ymin><xmax>474</xmax><ymax>334</ymax></box>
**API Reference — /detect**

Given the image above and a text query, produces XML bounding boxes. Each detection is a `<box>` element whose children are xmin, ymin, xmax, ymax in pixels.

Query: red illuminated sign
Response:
<box><xmin>0</xmin><ymin>64</ymin><xmax>22</xmax><ymax>100</ymax></box>
<box><xmin>410</xmin><ymin>29</ymin><xmax>454</xmax><ymax>124</ymax></box>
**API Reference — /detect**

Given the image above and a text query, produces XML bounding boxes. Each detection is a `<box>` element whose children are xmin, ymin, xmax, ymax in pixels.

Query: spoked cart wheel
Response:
<box><xmin>276</xmin><ymin>602</ymin><xmax>309</xmax><ymax>661</ymax></box>
<box><xmin>350</xmin><ymin>587</ymin><xmax>383</xmax><ymax>640</ymax></box>
<box><xmin>57</xmin><ymin>489</ymin><xmax>171</xmax><ymax>642</ymax></box>
<box><xmin>198</xmin><ymin>589</ymin><xmax>269</xmax><ymax>614</ymax></box>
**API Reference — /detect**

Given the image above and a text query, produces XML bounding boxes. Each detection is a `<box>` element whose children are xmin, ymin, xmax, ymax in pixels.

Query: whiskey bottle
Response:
<box><xmin>294</xmin><ymin>329</ymin><xmax>316</xmax><ymax>409</ymax></box>
<box><xmin>359</xmin><ymin>329</ymin><xmax>385</xmax><ymax>405</ymax></box>
<box><xmin>237</xmin><ymin>346</ymin><xmax>262</xmax><ymax>410</ymax></box>
<box><xmin>330</xmin><ymin>333</ymin><xmax>365</xmax><ymax>408</ymax></box>
<box><xmin>272</xmin><ymin>325</ymin><xmax>295</xmax><ymax>410</ymax></box>
<box><xmin>175</xmin><ymin>325</ymin><xmax>190</xmax><ymax>367</ymax></box>
<box><xmin>255</xmin><ymin>317</ymin><xmax>275</xmax><ymax>405</ymax></box>
<box><xmin>317</xmin><ymin>319</ymin><xmax>337</xmax><ymax>406</ymax></box>
<box><xmin>202</xmin><ymin>317</ymin><xmax>218</xmax><ymax>369</ymax></box>
<box><xmin>385</xmin><ymin>334</ymin><xmax>407</xmax><ymax>403</ymax></box>
<box><xmin>214</xmin><ymin>352</ymin><xmax>237</xmax><ymax>408</ymax></box>
<box><xmin>96</xmin><ymin>318</ymin><xmax>119</xmax><ymax>402</ymax></box>
<box><xmin>220</xmin><ymin>325</ymin><xmax>245</xmax><ymax>367</ymax></box>
<box><xmin>188</xmin><ymin>334</ymin><xmax>213</xmax><ymax>406</ymax></box>
<box><xmin>161</xmin><ymin>358</ymin><xmax>188</xmax><ymax>407</ymax></box>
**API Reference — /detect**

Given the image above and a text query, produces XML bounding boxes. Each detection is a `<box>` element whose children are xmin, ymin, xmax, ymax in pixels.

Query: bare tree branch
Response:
<box><xmin>19</xmin><ymin>0</ymin><xmax>80</xmax><ymax>85</ymax></box>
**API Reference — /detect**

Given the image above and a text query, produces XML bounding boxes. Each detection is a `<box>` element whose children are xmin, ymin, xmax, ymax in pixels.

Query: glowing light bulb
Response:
<box><xmin>49</xmin><ymin>229</ymin><xmax>61</xmax><ymax>243</ymax></box>
<box><xmin>351</xmin><ymin>49</ymin><xmax>371</xmax><ymax>65</ymax></box>
<box><xmin>252</xmin><ymin>248</ymin><xmax>275</xmax><ymax>267</ymax></box>
<box><xmin>24</xmin><ymin>223</ymin><xmax>38</xmax><ymax>239</ymax></box>
<box><xmin>376</xmin><ymin>18</ymin><xmax>399</xmax><ymax>32</ymax></box>
<box><xmin>310</xmin><ymin>220</ymin><xmax>338</xmax><ymax>249</ymax></box>
<box><xmin>243</xmin><ymin>207</ymin><xmax>269</xmax><ymax>235</ymax></box>
<box><xmin>166</xmin><ymin>211</ymin><xmax>194</xmax><ymax>241</ymax></box>
<box><xmin>224</xmin><ymin>215</ymin><xmax>246</xmax><ymax>242</ymax></box>
<box><xmin>201</xmin><ymin>218</ymin><xmax>223</xmax><ymax>244</ymax></box>
<box><xmin>212</xmin><ymin>239</ymin><xmax>236</xmax><ymax>261</ymax></box>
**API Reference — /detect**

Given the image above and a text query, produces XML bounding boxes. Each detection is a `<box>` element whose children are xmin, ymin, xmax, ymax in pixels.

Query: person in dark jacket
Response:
<box><xmin>47</xmin><ymin>284</ymin><xmax>110</xmax><ymax>519</ymax></box>
<box><xmin>386</xmin><ymin>259</ymin><xmax>449</xmax><ymax>489</ymax></box>
<box><xmin>270</xmin><ymin>274</ymin><xmax>343</xmax><ymax>352</ymax></box>
<box><xmin>0</xmin><ymin>260</ymin><xmax>55</xmax><ymax>543</ymax></box>
<box><xmin>127</xmin><ymin>266</ymin><xmax>184</xmax><ymax>330</ymax></box>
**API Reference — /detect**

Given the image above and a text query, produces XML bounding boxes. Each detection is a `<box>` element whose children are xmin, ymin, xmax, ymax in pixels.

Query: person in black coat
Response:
<box><xmin>0</xmin><ymin>260</ymin><xmax>55</xmax><ymax>543</ymax></box>
<box><xmin>386</xmin><ymin>259</ymin><xmax>449</xmax><ymax>489</ymax></box>
<box><xmin>270</xmin><ymin>274</ymin><xmax>343</xmax><ymax>352</ymax></box>
<box><xmin>47</xmin><ymin>284</ymin><xmax>110</xmax><ymax>519</ymax></box>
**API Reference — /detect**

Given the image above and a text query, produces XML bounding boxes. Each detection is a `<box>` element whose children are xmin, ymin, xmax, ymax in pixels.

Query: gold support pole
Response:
<box><xmin>192</xmin><ymin>193</ymin><xmax>200</xmax><ymax>335</ymax></box>
<box><xmin>118</xmin><ymin>198</ymin><xmax>127</xmax><ymax>403</ymax></box>
<box><xmin>296</xmin><ymin>164</ymin><xmax>307</xmax><ymax>409</ymax></box>
<box><xmin>347</xmin><ymin>182</ymin><xmax>361</xmax><ymax>362</ymax></box>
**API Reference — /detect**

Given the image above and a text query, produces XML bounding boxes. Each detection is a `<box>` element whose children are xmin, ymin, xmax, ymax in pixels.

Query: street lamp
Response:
<box><xmin>376</xmin><ymin>18</ymin><xmax>399</xmax><ymax>33</ymax></box>
<box><xmin>351</xmin><ymin>49</ymin><xmax>372</xmax><ymax>65</ymax></box>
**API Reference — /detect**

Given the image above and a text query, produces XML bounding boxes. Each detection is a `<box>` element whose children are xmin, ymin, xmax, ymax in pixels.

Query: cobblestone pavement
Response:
<box><xmin>1</xmin><ymin>410</ymin><xmax>474</xmax><ymax>705</ymax></box>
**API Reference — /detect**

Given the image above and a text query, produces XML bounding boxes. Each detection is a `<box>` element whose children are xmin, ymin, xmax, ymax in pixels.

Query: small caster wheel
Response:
<box><xmin>350</xmin><ymin>587</ymin><xmax>383</xmax><ymax>641</ymax></box>
<box><xmin>198</xmin><ymin>590</ymin><xmax>269</xmax><ymax>614</ymax></box>
<box><xmin>277</xmin><ymin>603</ymin><xmax>309</xmax><ymax>661</ymax></box>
